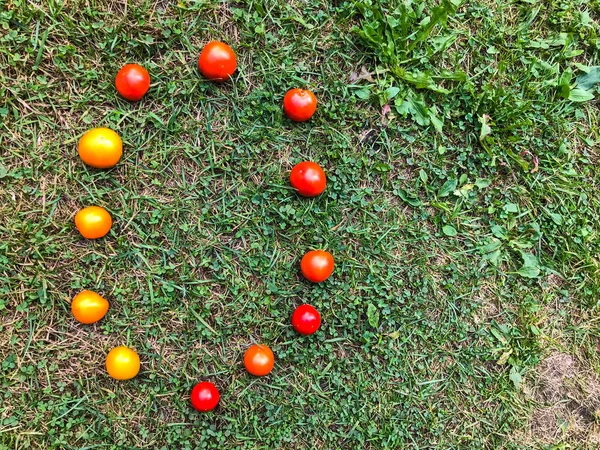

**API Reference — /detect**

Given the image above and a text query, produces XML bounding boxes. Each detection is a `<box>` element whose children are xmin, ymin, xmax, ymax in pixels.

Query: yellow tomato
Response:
<box><xmin>106</xmin><ymin>346</ymin><xmax>140</xmax><ymax>380</ymax></box>
<box><xmin>71</xmin><ymin>290</ymin><xmax>109</xmax><ymax>324</ymax></box>
<box><xmin>74</xmin><ymin>206</ymin><xmax>112</xmax><ymax>239</ymax></box>
<box><xmin>78</xmin><ymin>127</ymin><xmax>123</xmax><ymax>169</ymax></box>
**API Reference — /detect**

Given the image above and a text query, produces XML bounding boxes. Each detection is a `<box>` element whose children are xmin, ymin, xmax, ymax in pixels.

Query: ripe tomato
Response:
<box><xmin>115</xmin><ymin>64</ymin><xmax>150</xmax><ymax>101</ymax></box>
<box><xmin>244</xmin><ymin>344</ymin><xmax>274</xmax><ymax>376</ymax></box>
<box><xmin>106</xmin><ymin>346</ymin><xmax>140</xmax><ymax>380</ymax></box>
<box><xmin>198</xmin><ymin>41</ymin><xmax>236</xmax><ymax>81</ymax></box>
<box><xmin>300</xmin><ymin>250</ymin><xmax>334</xmax><ymax>283</ymax></box>
<box><xmin>283</xmin><ymin>88</ymin><xmax>317</xmax><ymax>122</ymax></box>
<box><xmin>78</xmin><ymin>127</ymin><xmax>123</xmax><ymax>169</ymax></box>
<box><xmin>74</xmin><ymin>206</ymin><xmax>112</xmax><ymax>239</ymax></box>
<box><xmin>71</xmin><ymin>290</ymin><xmax>109</xmax><ymax>324</ymax></box>
<box><xmin>291</xmin><ymin>304</ymin><xmax>321</xmax><ymax>335</ymax></box>
<box><xmin>190</xmin><ymin>381</ymin><xmax>220</xmax><ymax>412</ymax></box>
<box><xmin>290</xmin><ymin>162</ymin><xmax>326</xmax><ymax>197</ymax></box>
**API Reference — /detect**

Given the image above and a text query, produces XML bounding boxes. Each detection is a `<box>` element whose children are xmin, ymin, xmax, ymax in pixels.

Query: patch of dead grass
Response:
<box><xmin>517</xmin><ymin>352</ymin><xmax>600</xmax><ymax>447</ymax></box>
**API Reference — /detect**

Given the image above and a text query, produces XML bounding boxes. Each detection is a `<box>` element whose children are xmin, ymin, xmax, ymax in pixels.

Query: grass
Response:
<box><xmin>1</xmin><ymin>0</ymin><xmax>599</xmax><ymax>448</ymax></box>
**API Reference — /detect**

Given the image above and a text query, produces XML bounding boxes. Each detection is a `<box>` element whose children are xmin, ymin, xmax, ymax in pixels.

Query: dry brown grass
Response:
<box><xmin>517</xmin><ymin>352</ymin><xmax>600</xmax><ymax>447</ymax></box>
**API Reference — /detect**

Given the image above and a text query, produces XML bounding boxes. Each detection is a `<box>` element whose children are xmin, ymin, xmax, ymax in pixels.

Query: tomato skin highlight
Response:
<box><xmin>115</xmin><ymin>64</ymin><xmax>150</xmax><ymax>101</ymax></box>
<box><xmin>290</xmin><ymin>162</ymin><xmax>326</xmax><ymax>197</ymax></box>
<box><xmin>190</xmin><ymin>382</ymin><xmax>220</xmax><ymax>412</ymax></box>
<box><xmin>244</xmin><ymin>344</ymin><xmax>274</xmax><ymax>376</ymax></box>
<box><xmin>78</xmin><ymin>127</ymin><xmax>123</xmax><ymax>169</ymax></box>
<box><xmin>198</xmin><ymin>41</ymin><xmax>237</xmax><ymax>81</ymax></box>
<box><xmin>291</xmin><ymin>304</ymin><xmax>321</xmax><ymax>335</ymax></box>
<box><xmin>74</xmin><ymin>206</ymin><xmax>112</xmax><ymax>239</ymax></box>
<box><xmin>300</xmin><ymin>250</ymin><xmax>334</xmax><ymax>283</ymax></box>
<box><xmin>106</xmin><ymin>346</ymin><xmax>140</xmax><ymax>380</ymax></box>
<box><xmin>283</xmin><ymin>89</ymin><xmax>317</xmax><ymax>122</ymax></box>
<box><xmin>71</xmin><ymin>290</ymin><xmax>109</xmax><ymax>324</ymax></box>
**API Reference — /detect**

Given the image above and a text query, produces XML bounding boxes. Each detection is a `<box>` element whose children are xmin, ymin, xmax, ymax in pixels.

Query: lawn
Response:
<box><xmin>1</xmin><ymin>0</ymin><xmax>599</xmax><ymax>449</ymax></box>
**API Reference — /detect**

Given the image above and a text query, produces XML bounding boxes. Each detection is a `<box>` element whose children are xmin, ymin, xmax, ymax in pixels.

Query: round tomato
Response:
<box><xmin>78</xmin><ymin>127</ymin><xmax>123</xmax><ymax>169</ymax></box>
<box><xmin>190</xmin><ymin>381</ymin><xmax>220</xmax><ymax>412</ymax></box>
<box><xmin>300</xmin><ymin>250</ymin><xmax>334</xmax><ymax>283</ymax></box>
<box><xmin>283</xmin><ymin>88</ymin><xmax>317</xmax><ymax>122</ymax></box>
<box><xmin>198</xmin><ymin>41</ymin><xmax>236</xmax><ymax>81</ymax></box>
<box><xmin>244</xmin><ymin>344</ymin><xmax>274</xmax><ymax>376</ymax></box>
<box><xmin>106</xmin><ymin>346</ymin><xmax>140</xmax><ymax>380</ymax></box>
<box><xmin>290</xmin><ymin>162</ymin><xmax>326</xmax><ymax>197</ymax></box>
<box><xmin>74</xmin><ymin>206</ymin><xmax>112</xmax><ymax>239</ymax></box>
<box><xmin>115</xmin><ymin>64</ymin><xmax>150</xmax><ymax>101</ymax></box>
<box><xmin>71</xmin><ymin>290</ymin><xmax>109</xmax><ymax>324</ymax></box>
<box><xmin>291</xmin><ymin>304</ymin><xmax>321</xmax><ymax>335</ymax></box>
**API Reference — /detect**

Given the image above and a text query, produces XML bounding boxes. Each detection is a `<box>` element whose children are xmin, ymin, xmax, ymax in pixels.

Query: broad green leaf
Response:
<box><xmin>395</xmin><ymin>188</ymin><xmax>422</xmax><ymax>207</ymax></box>
<box><xmin>517</xmin><ymin>252</ymin><xmax>541</xmax><ymax>278</ymax></box>
<box><xmin>526</xmin><ymin>222</ymin><xmax>542</xmax><ymax>241</ymax></box>
<box><xmin>569</xmin><ymin>89</ymin><xmax>595</xmax><ymax>102</ymax></box>
<box><xmin>442</xmin><ymin>225</ymin><xmax>457</xmax><ymax>236</ymax></box>
<box><xmin>388</xmin><ymin>331</ymin><xmax>401</xmax><ymax>340</ymax></box>
<box><xmin>491</xmin><ymin>225</ymin><xmax>507</xmax><ymax>240</ymax></box>
<box><xmin>367</xmin><ymin>303</ymin><xmax>379</xmax><ymax>328</ymax></box>
<box><xmin>479</xmin><ymin>238</ymin><xmax>503</xmax><ymax>254</ymax></box>
<box><xmin>549</xmin><ymin>213</ymin><xmax>563</xmax><ymax>225</ymax></box>
<box><xmin>354</xmin><ymin>88</ymin><xmax>371</xmax><ymax>100</ymax></box>
<box><xmin>558</xmin><ymin>68</ymin><xmax>573</xmax><ymax>99</ymax></box>
<box><xmin>479</xmin><ymin>114</ymin><xmax>492</xmax><ymax>140</ymax></box>
<box><xmin>475</xmin><ymin>178</ymin><xmax>491</xmax><ymax>189</ymax></box>
<box><xmin>385</xmin><ymin>86</ymin><xmax>400</xmax><ymax>100</ymax></box>
<box><xmin>438</xmin><ymin>179</ymin><xmax>457</xmax><ymax>197</ymax></box>
<box><xmin>434</xmin><ymin>69</ymin><xmax>467</xmax><ymax>81</ymax></box>
<box><xmin>511</xmin><ymin>239</ymin><xmax>534</xmax><ymax>249</ymax></box>
<box><xmin>490</xmin><ymin>327</ymin><xmax>508</xmax><ymax>345</ymax></box>
<box><xmin>394</xmin><ymin>68</ymin><xmax>450</xmax><ymax>94</ymax></box>
<box><xmin>395</xmin><ymin>92</ymin><xmax>430</xmax><ymax>126</ymax></box>
<box><xmin>575</xmin><ymin>66</ymin><xmax>600</xmax><ymax>91</ymax></box>
<box><xmin>373</xmin><ymin>163</ymin><xmax>392</xmax><ymax>173</ymax></box>
<box><xmin>509</xmin><ymin>366</ymin><xmax>523</xmax><ymax>391</ymax></box>
<box><xmin>409</xmin><ymin>0</ymin><xmax>457</xmax><ymax>51</ymax></box>
<box><xmin>430</xmin><ymin>33</ymin><xmax>458</xmax><ymax>53</ymax></box>
<box><xmin>559</xmin><ymin>83</ymin><xmax>571</xmax><ymax>99</ymax></box>
<box><xmin>484</xmin><ymin>249</ymin><xmax>502</xmax><ymax>266</ymax></box>
<box><xmin>428</xmin><ymin>108</ymin><xmax>444</xmax><ymax>133</ymax></box>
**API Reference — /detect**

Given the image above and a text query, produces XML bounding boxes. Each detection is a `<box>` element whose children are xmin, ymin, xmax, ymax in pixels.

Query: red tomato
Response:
<box><xmin>198</xmin><ymin>41</ymin><xmax>237</xmax><ymax>81</ymax></box>
<box><xmin>190</xmin><ymin>381</ymin><xmax>220</xmax><ymax>412</ymax></box>
<box><xmin>291</xmin><ymin>304</ymin><xmax>321</xmax><ymax>335</ymax></box>
<box><xmin>290</xmin><ymin>162</ymin><xmax>326</xmax><ymax>197</ymax></box>
<box><xmin>300</xmin><ymin>250</ymin><xmax>334</xmax><ymax>283</ymax></box>
<box><xmin>283</xmin><ymin>89</ymin><xmax>317</xmax><ymax>122</ymax></box>
<box><xmin>115</xmin><ymin>64</ymin><xmax>150</xmax><ymax>101</ymax></box>
<box><xmin>244</xmin><ymin>344</ymin><xmax>274</xmax><ymax>376</ymax></box>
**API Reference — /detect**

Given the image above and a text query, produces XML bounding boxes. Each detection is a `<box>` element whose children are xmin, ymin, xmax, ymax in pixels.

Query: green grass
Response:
<box><xmin>1</xmin><ymin>0</ymin><xmax>599</xmax><ymax>448</ymax></box>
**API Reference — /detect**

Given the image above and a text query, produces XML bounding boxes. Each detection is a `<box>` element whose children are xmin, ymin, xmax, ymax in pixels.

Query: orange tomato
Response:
<box><xmin>244</xmin><ymin>344</ymin><xmax>274</xmax><ymax>376</ymax></box>
<box><xmin>78</xmin><ymin>127</ymin><xmax>122</xmax><ymax>169</ymax></box>
<box><xmin>106</xmin><ymin>346</ymin><xmax>140</xmax><ymax>380</ymax></box>
<box><xmin>74</xmin><ymin>206</ymin><xmax>112</xmax><ymax>239</ymax></box>
<box><xmin>71</xmin><ymin>290</ymin><xmax>109</xmax><ymax>324</ymax></box>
